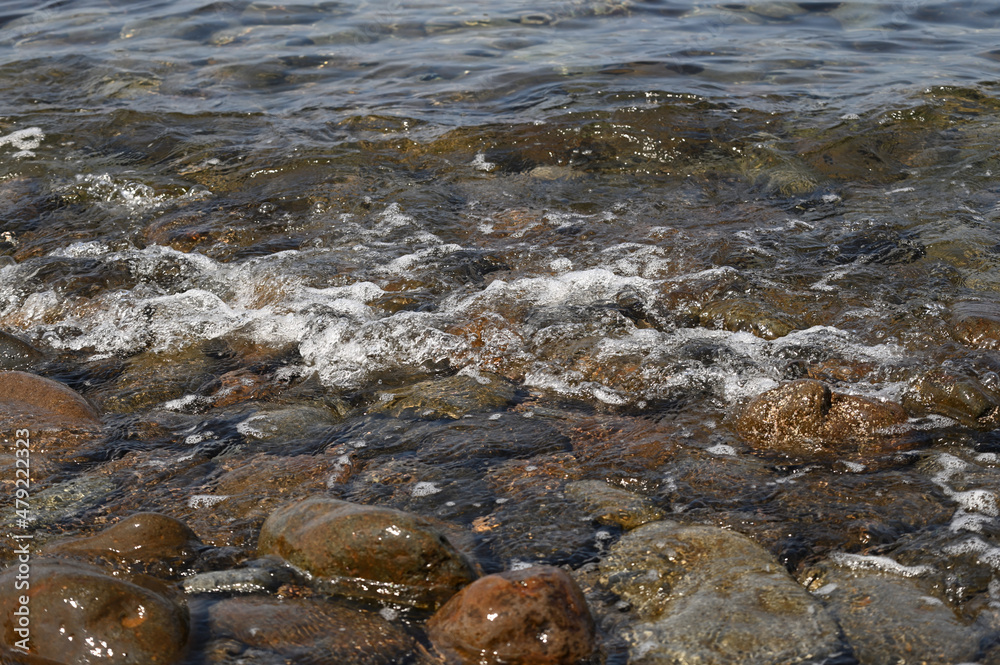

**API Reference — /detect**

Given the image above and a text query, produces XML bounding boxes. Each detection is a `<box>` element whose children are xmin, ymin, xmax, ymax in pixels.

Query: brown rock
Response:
<box><xmin>0</xmin><ymin>371</ymin><xmax>101</xmax><ymax>429</ymax></box>
<box><xmin>427</xmin><ymin>566</ymin><xmax>596</xmax><ymax>665</ymax></box>
<box><xmin>0</xmin><ymin>559</ymin><xmax>188</xmax><ymax>664</ymax></box>
<box><xmin>257</xmin><ymin>497</ymin><xmax>478</xmax><ymax>608</ymax></box>
<box><xmin>46</xmin><ymin>512</ymin><xmax>202</xmax><ymax>577</ymax></box>
<box><xmin>903</xmin><ymin>366</ymin><xmax>1000</xmax><ymax>429</ymax></box>
<box><xmin>735</xmin><ymin>379</ymin><xmax>909</xmax><ymax>457</ymax></box>
<box><xmin>951</xmin><ymin>300</ymin><xmax>1000</xmax><ymax>350</ymax></box>
<box><xmin>369</xmin><ymin>372</ymin><xmax>519</xmax><ymax>420</ymax></box>
<box><xmin>204</xmin><ymin>597</ymin><xmax>415</xmax><ymax>665</ymax></box>
<box><xmin>698</xmin><ymin>299</ymin><xmax>798</xmax><ymax>340</ymax></box>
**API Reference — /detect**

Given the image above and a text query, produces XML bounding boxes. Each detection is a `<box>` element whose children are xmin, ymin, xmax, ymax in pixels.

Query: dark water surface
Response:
<box><xmin>3</xmin><ymin>1</ymin><xmax>1000</xmax><ymax>663</ymax></box>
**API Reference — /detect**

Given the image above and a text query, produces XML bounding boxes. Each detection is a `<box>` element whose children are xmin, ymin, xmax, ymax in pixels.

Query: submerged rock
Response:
<box><xmin>369</xmin><ymin>370</ymin><xmax>520</xmax><ymax>420</ymax></box>
<box><xmin>46</xmin><ymin>512</ymin><xmax>202</xmax><ymax>578</ymax></box>
<box><xmin>565</xmin><ymin>480</ymin><xmax>665</xmax><ymax>531</ymax></box>
<box><xmin>698</xmin><ymin>299</ymin><xmax>799</xmax><ymax>340</ymax></box>
<box><xmin>0</xmin><ymin>331</ymin><xmax>42</xmax><ymax>370</ymax></box>
<box><xmin>903</xmin><ymin>366</ymin><xmax>1000</xmax><ymax>428</ymax></box>
<box><xmin>599</xmin><ymin>521</ymin><xmax>845</xmax><ymax>665</ymax></box>
<box><xmin>951</xmin><ymin>300</ymin><xmax>1000</xmax><ymax>350</ymax></box>
<box><xmin>257</xmin><ymin>497</ymin><xmax>478</xmax><ymax>608</ymax></box>
<box><xmin>735</xmin><ymin>379</ymin><xmax>909</xmax><ymax>457</ymax></box>
<box><xmin>802</xmin><ymin>556</ymin><xmax>985</xmax><ymax>665</ymax></box>
<box><xmin>427</xmin><ymin>565</ymin><xmax>596</xmax><ymax>665</ymax></box>
<box><xmin>0</xmin><ymin>559</ymin><xmax>189</xmax><ymax>664</ymax></box>
<box><xmin>0</xmin><ymin>371</ymin><xmax>101</xmax><ymax>429</ymax></box>
<box><xmin>202</xmin><ymin>597</ymin><xmax>415</xmax><ymax>665</ymax></box>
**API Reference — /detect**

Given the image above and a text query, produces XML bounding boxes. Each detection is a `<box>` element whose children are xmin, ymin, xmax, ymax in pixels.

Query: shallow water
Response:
<box><xmin>3</xmin><ymin>0</ymin><xmax>1000</xmax><ymax>663</ymax></box>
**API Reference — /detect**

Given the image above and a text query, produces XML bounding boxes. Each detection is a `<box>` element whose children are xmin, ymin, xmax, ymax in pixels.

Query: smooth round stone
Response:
<box><xmin>599</xmin><ymin>521</ymin><xmax>845</xmax><ymax>664</ymax></box>
<box><xmin>0</xmin><ymin>371</ymin><xmax>101</xmax><ymax>428</ymax></box>
<box><xmin>46</xmin><ymin>512</ymin><xmax>202</xmax><ymax>577</ymax></box>
<box><xmin>427</xmin><ymin>566</ymin><xmax>596</xmax><ymax>665</ymax></box>
<box><xmin>0</xmin><ymin>559</ymin><xmax>188</xmax><ymax>665</ymax></box>
<box><xmin>257</xmin><ymin>497</ymin><xmax>478</xmax><ymax>608</ymax></box>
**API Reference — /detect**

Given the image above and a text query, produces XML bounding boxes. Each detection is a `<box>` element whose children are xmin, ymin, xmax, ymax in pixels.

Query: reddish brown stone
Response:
<box><xmin>0</xmin><ymin>371</ymin><xmax>101</xmax><ymax>429</ymax></box>
<box><xmin>735</xmin><ymin>379</ymin><xmax>909</xmax><ymax>457</ymax></box>
<box><xmin>0</xmin><ymin>559</ymin><xmax>188</xmax><ymax>664</ymax></box>
<box><xmin>46</xmin><ymin>513</ymin><xmax>201</xmax><ymax>577</ymax></box>
<box><xmin>951</xmin><ymin>300</ymin><xmax>1000</xmax><ymax>350</ymax></box>
<box><xmin>427</xmin><ymin>565</ymin><xmax>596</xmax><ymax>665</ymax></box>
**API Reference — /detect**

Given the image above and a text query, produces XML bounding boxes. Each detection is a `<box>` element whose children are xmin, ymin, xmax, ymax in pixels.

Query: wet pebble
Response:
<box><xmin>735</xmin><ymin>379</ymin><xmax>909</xmax><ymax>457</ymax></box>
<box><xmin>0</xmin><ymin>331</ymin><xmax>42</xmax><ymax>371</ymax></box>
<box><xmin>0</xmin><ymin>559</ymin><xmax>188</xmax><ymax>665</ymax></box>
<box><xmin>202</xmin><ymin>597</ymin><xmax>414</xmax><ymax>665</ymax></box>
<box><xmin>45</xmin><ymin>512</ymin><xmax>202</xmax><ymax>578</ymax></box>
<box><xmin>951</xmin><ymin>300</ymin><xmax>1000</xmax><ymax>350</ymax></box>
<box><xmin>182</xmin><ymin>560</ymin><xmax>301</xmax><ymax>595</ymax></box>
<box><xmin>257</xmin><ymin>497</ymin><xmax>478</xmax><ymax>608</ymax></box>
<box><xmin>599</xmin><ymin>521</ymin><xmax>845</xmax><ymax>664</ymax></box>
<box><xmin>369</xmin><ymin>370</ymin><xmax>520</xmax><ymax>420</ymax></box>
<box><xmin>427</xmin><ymin>565</ymin><xmax>596</xmax><ymax>665</ymax></box>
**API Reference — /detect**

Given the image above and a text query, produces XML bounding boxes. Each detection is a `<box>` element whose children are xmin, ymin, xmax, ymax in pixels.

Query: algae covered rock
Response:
<box><xmin>427</xmin><ymin>565</ymin><xmax>596</xmax><ymax>665</ymax></box>
<box><xmin>565</xmin><ymin>480</ymin><xmax>665</xmax><ymax>531</ymax></box>
<box><xmin>599</xmin><ymin>521</ymin><xmax>845</xmax><ymax>665</ymax></box>
<box><xmin>257</xmin><ymin>497</ymin><xmax>478</xmax><ymax>608</ymax></box>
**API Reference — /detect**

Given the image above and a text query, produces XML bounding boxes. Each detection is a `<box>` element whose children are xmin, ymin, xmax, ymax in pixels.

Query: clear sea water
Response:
<box><xmin>3</xmin><ymin>0</ymin><xmax>1000</xmax><ymax>661</ymax></box>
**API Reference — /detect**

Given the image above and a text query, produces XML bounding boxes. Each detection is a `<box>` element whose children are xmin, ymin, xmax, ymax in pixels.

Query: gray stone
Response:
<box><xmin>565</xmin><ymin>480</ymin><xmax>665</xmax><ymax>530</ymax></box>
<box><xmin>599</xmin><ymin>521</ymin><xmax>845</xmax><ymax>664</ymax></box>
<box><xmin>802</xmin><ymin>557</ymin><xmax>985</xmax><ymax>665</ymax></box>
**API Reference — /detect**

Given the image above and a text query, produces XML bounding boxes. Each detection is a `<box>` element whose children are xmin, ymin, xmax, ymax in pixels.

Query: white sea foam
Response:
<box><xmin>828</xmin><ymin>552</ymin><xmax>933</xmax><ymax>577</ymax></box>
<box><xmin>188</xmin><ymin>494</ymin><xmax>230</xmax><ymax>509</ymax></box>
<box><xmin>0</xmin><ymin>127</ymin><xmax>44</xmax><ymax>157</ymax></box>
<box><xmin>412</xmin><ymin>481</ymin><xmax>441</xmax><ymax>497</ymax></box>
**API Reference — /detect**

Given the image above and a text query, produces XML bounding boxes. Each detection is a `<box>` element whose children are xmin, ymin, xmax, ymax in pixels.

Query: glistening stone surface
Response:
<box><xmin>599</xmin><ymin>521</ymin><xmax>845</xmax><ymax>665</ymax></box>
<box><xmin>0</xmin><ymin>559</ymin><xmax>189</xmax><ymax>665</ymax></box>
<box><xmin>257</xmin><ymin>496</ymin><xmax>478</xmax><ymax>607</ymax></box>
<box><xmin>427</xmin><ymin>565</ymin><xmax>596</xmax><ymax>665</ymax></box>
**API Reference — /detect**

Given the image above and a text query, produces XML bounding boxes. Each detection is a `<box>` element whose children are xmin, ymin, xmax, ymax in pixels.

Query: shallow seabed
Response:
<box><xmin>2</xmin><ymin>0</ymin><xmax>1000</xmax><ymax>663</ymax></box>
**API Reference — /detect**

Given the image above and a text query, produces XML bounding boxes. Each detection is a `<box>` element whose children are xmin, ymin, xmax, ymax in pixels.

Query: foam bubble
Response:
<box><xmin>0</xmin><ymin>127</ymin><xmax>44</xmax><ymax>157</ymax></box>
<box><xmin>188</xmin><ymin>494</ymin><xmax>229</xmax><ymax>509</ymax></box>
<box><xmin>412</xmin><ymin>481</ymin><xmax>441</xmax><ymax>497</ymax></box>
<box><xmin>828</xmin><ymin>552</ymin><xmax>933</xmax><ymax>577</ymax></box>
